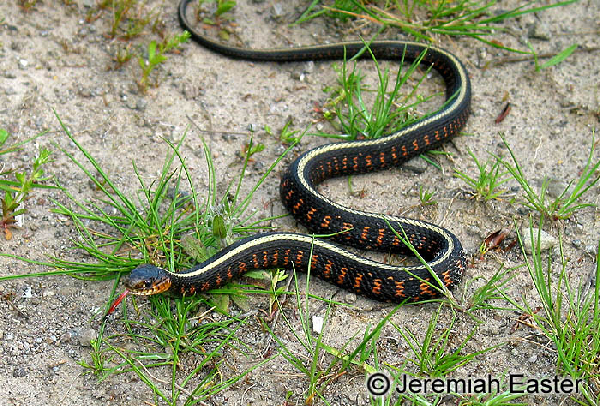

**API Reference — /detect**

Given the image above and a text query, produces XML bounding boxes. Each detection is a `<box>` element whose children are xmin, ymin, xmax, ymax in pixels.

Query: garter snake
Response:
<box><xmin>125</xmin><ymin>0</ymin><xmax>471</xmax><ymax>302</ymax></box>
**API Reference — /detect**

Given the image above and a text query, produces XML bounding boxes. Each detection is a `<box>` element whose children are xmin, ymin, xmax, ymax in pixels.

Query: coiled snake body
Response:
<box><xmin>125</xmin><ymin>0</ymin><xmax>471</xmax><ymax>302</ymax></box>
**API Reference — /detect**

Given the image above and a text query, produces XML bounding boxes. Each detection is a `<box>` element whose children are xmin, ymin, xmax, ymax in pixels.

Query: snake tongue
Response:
<box><xmin>105</xmin><ymin>289</ymin><xmax>130</xmax><ymax>318</ymax></box>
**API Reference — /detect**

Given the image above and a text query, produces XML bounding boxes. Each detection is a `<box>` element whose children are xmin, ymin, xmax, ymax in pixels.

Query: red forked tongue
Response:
<box><xmin>105</xmin><ymin>289</ymin><xmax>130</xmax><ymax>318</ymax></box>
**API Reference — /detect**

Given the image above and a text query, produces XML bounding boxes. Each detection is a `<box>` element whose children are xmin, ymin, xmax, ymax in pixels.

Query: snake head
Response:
<box><xmin>125</xmin><ymin>264</ymin><xmax>172</xmax><ymax>295</ymax></box>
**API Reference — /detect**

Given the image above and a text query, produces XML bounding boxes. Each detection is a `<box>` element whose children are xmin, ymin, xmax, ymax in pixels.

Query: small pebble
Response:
<box><xmin>136</xmin><ymin>98</ymin><xmax>147</xmax><ymax>111</ymax></box>
<box><xmin>271</xmin><ymin>3</ymin><xmax>284</xmax><ymax>18</ymax></box>
<box><xmin>312</xmin><ymin>316</ymin><xmax>324</xmax><ymax>334</ymax></box>
<box><xmin>78</xmin><ymin>328</ymin><xmax>97</xmax><ymax>347</ymax></box>
<box><xmin>403</xmin><ymin>158</ymin><xmax>428</xmax><ymax>174</ymax></box>
<box><xmin>304</xmin><ymin>61</ymin><xmax>314</xmax><ymax>74</ymax></box>
<box><xmin>12</xmin><ymin>367</ymin><xmax>28</xmax><ymax>378</ymax></box>
<box><xmin>528</xmin><ymin>22</ymin><xmax>551</xmax><ymax>41</ymax></box>
<box><xmin>520</xmin><ymin>227</ymin><xmax>557</xmax><ymax>254</ymax></box>
<box><xmin>22</xmin><ymin>285</ymin><xmax>32</xmax><ymax>299</ymax></box>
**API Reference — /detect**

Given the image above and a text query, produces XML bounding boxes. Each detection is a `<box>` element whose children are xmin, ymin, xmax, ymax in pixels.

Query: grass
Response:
<box><xmin>137</xmin><ymin>31</ymin><xmax>191</xmax><ymax>93</ymax></box>
<box><xmin>418</xmin><ymin>185</ymin><xmax>437</xmax><ymax>206</ymax></box>
<box><xmin>83</xmin><ymin>0</ymin><xmax>190</xmax><ymax>91</ymax></box>
<box><xmin>82</xmin><ymin>295</ymin><xmax>274</xmax><ymax>405</ymax></box>
<box><xmin>454</xmin><ymin>133</ymin><xmax>599</xmax><ymax>220</ymax></box>
<box><xmin>5</xmin><ymin>1</ymin><xmax>599</xmax><ymax>404</ymax></box>
<box><xmin>198</xmin><ymin>0</ymin><xmax>237</xmax><ymax>20</ymax></box>
<box><xmin>0</xmin><ymin>112</ymin><xmax>299</xmax><ymax>404</ymax></box>
<box><xmin>516</xmin><ymin>217</ymin><xmax>600</xmax><ymax>404</ymax></box>
<box><xmin>496</xmin><ymin>133</ymin><xmax>600</xmax><ymax>220</ymax></box>
<box><xmin>0</xmin><ymin>128</ymin><xmax>53</xmax><ymax>239</ymax></box>
<box><xmin>454</xmin><ymin>149</ymin><xmax>511</xmax><ymax>201</ymax></box>
<box><xmin>391</xmin><ymin>305</ymin><xmax>501</xmax><ymax>377</ymax></box>
<box><xmin>319</xmin><ymin>43</ymin><xmax>435</xmax><ymax>141</ymax></box>
<box><xmin>47</xmin><ymin>111</ymin><xmax>297</xmax><ymax>299</ymax></box>
<box><xmin>264</xmin><ymin>258</ymin><xmax>407</xmax><ymax>403</ymax></box>
<box><xmin>461</xmin><ymin>265</ymin><xmax>522</xmax><ymax>318</ymax></box>
<box><xmin>295</xmin><ymin>0</ymin><xmax>579</xmax><ymax>61</ymax></box>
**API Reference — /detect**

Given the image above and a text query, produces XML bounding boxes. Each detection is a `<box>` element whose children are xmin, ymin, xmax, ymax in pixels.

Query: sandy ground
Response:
<box><xmin>1</xmin><ymin>0</ymin><xmax>599</xmax><ymax>405</ymax></box>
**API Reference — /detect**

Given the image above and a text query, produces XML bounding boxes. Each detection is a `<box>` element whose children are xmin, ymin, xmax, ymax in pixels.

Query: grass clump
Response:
<box><xmin>319</xmin><ymin>44</ymin><xmax>433</xmax><ymax>141</ymax></box>
<box><xmin>0</xmin><ymin>129</ymin><xmax>52</xmax><ymax>240</ymax></box>
<box><xmin>454</xmin><ymin>149</ymin><xmax>511</xmax><ymax>201</ymax></box>
<box><xmin>198</xmin><ymin>0</ymin><xmax>237</xmax><ymax>21</ymax></box>
<box><xmin>267</xmin><ymin>265</ymin><xmax>405</xmax><ymax>403</ymax></box>
<box><xmin>0</xmin><ymin>112</ymin><xmax>297</xmax><ymax>403</ymax></box>
<box><xmin>137</xmin><ymin>31</ymin><xmax>191</xmax><ymax>93</ymax></box>
<box><xmin>86</xmin><ymin>0</ymin><xmax>190</xmax><ymax>91</ymax></box>
<box><xmin>497</xmin><ymin>134</ymin><xmax>599</xmax><ymax>220</ymax></box>
<box><xmin>81</xmin><ymin>295</ymin><xmax>272</xmax><ymax>404</ymax></box>
<box><xmin>517</xmin><ymin>218</ymin><xmax>600</xmax><ymax>403</ymax></box>
<box><xmin>392</xmin><ymin>306</ymin><xmax>500</xmax><ymax>378</ymax></box>
<box><xmin>296</xmin><ymin>0</ymin><xmax>579</xmax><ymax>61</ymax></box>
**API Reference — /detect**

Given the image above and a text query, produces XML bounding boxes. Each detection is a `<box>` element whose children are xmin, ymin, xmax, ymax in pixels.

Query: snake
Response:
<box><xmin>124</xmin><ymin>0</ymin><xmax>471</xmax><ymax>303</ymax></box>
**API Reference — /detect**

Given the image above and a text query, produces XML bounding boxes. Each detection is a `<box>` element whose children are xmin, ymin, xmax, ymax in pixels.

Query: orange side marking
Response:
<box><xmin>361</xmin><ymin>226</ymin><xmax>370</xmax><ymax>241</ymax></box>
<box><xmin>372</xmin><ymin>279</ymin><xmax>382</xmax><ymax>295</ymax></box>
<box><xmin>393</xmin><ymin>279</ymin><xmax>405</xmax><ymax>298</ymax></box>
<box><xmin>323</xmin><ymin>260</ymin><xmax>333</xmax><ymax>279</ymax></box>
<box><xmin>353</xmin><ymin>274</ymin><xmax>363</xmax><ymax>289</ymax></box>
<box><xmin>293</xmin><ymin>198</ymin><xmax>304</xmax><ymax>212</ymax></box>
<box><xmin>310</xmin><ymin>254</ymin><xmax>318</xmax><ymax>270</ymax></box>
<box><xmin>442</xmin><ymin>270</ymin><xmax>452</xmax><ymax>286</ymax></box>
<box><xmin>337</xmin><ymin>267</ymin><xmax>348</xmax><ymax>286</ymax></box>
<box><xmin>419</xmin><ymin>281</ymin><xmax>435</xmax><ymax>297</ymax></box>
<box><xmin>376</xmin><ymin>228</ymin><xmax>385</xmax><ymax>246</ymax></box>
<box><xmin>342</xmin><ymin>222</ymin><xmax>354</xmax><ymax>239</ymax></box>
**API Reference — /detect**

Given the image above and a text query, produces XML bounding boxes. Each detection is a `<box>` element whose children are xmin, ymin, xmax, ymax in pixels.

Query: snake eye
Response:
<box><xmin>126</xmin><ymin>264</ymin><xmax>171</xmax><ymax>295</ymax></box>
